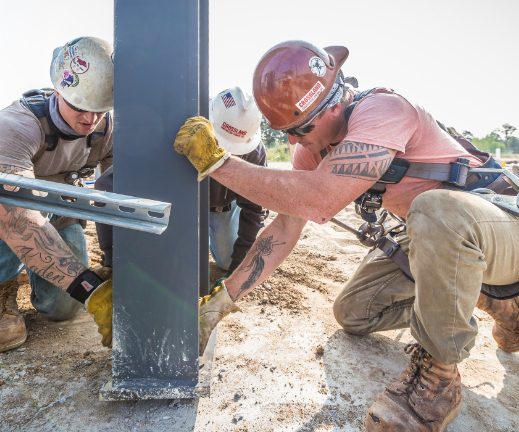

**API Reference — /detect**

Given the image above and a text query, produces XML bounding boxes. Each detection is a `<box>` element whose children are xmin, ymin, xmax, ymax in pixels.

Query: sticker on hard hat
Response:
<box><xmin>221</xmin><ymin>121</ymin><xmax>247</xmax><ymax>138</ymax></box>
<box><xmin>221</xmin><ymin>92</ymin><xmax>236</xmax><ymax>109</ymax></box>
<box><xmin>71</xmin><ymin>56</ymin><xmax>90</xmax><ymax>74</ymax></box>
<box><xmin>60</xmin><ymin>70</ymin><xmax>79</xmax><ymax>88</ymax></box>
<box><xmin>296</xmin><ymin>81</ymin><xmax>325</xmax><ymax>112</ymax></box>
<box><xmin>309</xmin><ymin>56</ymin><xmax>326</xmax><ymax>77</ymax></box>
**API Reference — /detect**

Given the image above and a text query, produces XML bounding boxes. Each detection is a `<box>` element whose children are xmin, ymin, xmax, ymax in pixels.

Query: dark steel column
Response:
<box><xmin>103</xmin><ymin>0</ymin><xmax>205</xmax><ymax>399</ymax></box>
<box><xmin>199</xmin><ymin>0</ymin><xmax>210</xmax><ymax>296</ymax></box>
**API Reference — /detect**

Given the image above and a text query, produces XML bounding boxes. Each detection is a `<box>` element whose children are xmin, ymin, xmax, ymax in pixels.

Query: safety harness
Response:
<box><xmin>20</xmin><ymin>88</ymin><xmax>111</xmax><ymax>185</ymax></box>
<box><xmin>329</xmin><ymin>88</ymin><xmax>519</xmax><ymax>299</ymax></box>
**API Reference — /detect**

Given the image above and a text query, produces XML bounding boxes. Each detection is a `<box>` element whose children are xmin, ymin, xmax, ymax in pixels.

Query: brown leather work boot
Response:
<box><xmin>365</xmin><ymin>343</ymin><xmax>462</xmax><ymax>431</ymax></box>
<box><xmin>477</xmin><ymin>293</ymin><xmax>519</xmax><ymax>352</ymax></box>
<box><xmin>0</xmin><ymin>279</ymin><xmax>27</xmax><ymax>352</ymax></box>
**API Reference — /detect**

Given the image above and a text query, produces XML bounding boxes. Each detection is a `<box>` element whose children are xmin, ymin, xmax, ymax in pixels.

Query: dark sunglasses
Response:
<box><xmin>284</xmin><ymin>123</ymin><xmax>316</xmax><ymax>137</ymax></box>
<box><xmin>63</xmin><ymin>98</ymin><xmax>105</xmax><ymax>114</ymax></box>
<box><xmin>283</xmin><ymin>108</ymin><xmax>322</xmax><ymax>137</ymax></box>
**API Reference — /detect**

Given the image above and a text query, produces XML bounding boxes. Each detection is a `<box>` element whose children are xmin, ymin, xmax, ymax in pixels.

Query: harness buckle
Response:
<box><xmin>448</xmin><ymin>157</ymin><xmax>470</xmax><ymax>187</ymax></box>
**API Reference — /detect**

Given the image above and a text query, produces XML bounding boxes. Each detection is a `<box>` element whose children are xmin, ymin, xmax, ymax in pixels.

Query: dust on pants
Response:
<box><xmin>333</xmin><ymin>189</ymin><xmax>519</xmax><ymax>364</ymax></box>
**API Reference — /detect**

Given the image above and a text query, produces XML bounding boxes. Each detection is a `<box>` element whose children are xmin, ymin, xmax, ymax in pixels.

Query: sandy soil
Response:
<box><xmin>0</xmin><ymin>206</ymin><xmax>518</xmax><ymax>432</ymax></box>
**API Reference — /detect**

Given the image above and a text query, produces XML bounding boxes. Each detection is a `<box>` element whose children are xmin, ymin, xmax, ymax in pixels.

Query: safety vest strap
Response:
<box><xmin>20</xmin><ymin>88</ymin><xmax>110</xmax><ymax>167</ymax></box>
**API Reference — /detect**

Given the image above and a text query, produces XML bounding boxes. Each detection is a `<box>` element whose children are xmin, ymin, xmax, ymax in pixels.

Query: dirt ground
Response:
<box><xmin>0</xmin><ymin>206</ymin><xmax>518</xmax><ymax>432</ymax></box>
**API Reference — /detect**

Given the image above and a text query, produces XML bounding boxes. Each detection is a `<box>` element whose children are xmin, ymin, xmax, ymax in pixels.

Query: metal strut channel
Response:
<box><xmin>0</xmin><ymin>173</ymin><xmax>171</xmax><ymax>235</ymax></box>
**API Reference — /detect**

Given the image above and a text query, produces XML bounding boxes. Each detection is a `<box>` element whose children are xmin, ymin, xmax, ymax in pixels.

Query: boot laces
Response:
<box><xmin>401</xmin><ymin>343</ymin><xmax>433</xmax><ymax>395</ymax></box>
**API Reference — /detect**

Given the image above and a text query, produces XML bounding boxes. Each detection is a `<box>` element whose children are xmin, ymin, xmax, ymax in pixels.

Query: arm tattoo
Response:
<box><xmin>239</xmin><ymin>235</ymin><xmax>285</xmax><ymax>294</ymax></box>
<box><xmin>328</xmin><ymin>141</ymin><xmax>392</xmax><ymax>180</ymax></box>
<box><xmin>0</xmin><ymin>190</ymin><xmax>84</xmax><ymax>285</ymax></box>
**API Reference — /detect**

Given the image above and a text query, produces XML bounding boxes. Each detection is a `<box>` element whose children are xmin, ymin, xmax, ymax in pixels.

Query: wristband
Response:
<box><xmin>67</xmin><ymin>269</ymin><xmax>104</xmax><ymax>304</ymax></box>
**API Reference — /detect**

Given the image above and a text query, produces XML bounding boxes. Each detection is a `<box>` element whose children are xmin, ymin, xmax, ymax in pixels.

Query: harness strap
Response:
<box><xmin>376</xmin><ymin>236</ymin><xmax>413</xmax><ymax>281</ymax></box>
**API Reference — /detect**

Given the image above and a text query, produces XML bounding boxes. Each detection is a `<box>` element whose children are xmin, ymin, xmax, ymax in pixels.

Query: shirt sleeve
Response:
<box><xmin>0</xmin><ymin>103</ymin><xmax>43</xmax><ymax>171</ymax></box>
<box><xmin>345</xmin><ymin>93</ymin><xmax>418</xmax><ymax>154</ymax></box>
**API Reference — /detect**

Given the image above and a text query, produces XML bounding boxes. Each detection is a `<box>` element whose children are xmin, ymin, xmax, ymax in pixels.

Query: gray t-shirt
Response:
<box><xmin>0</xmin><ymin>99</ymin><xmax>112</xmax><ymax>181</ymax></box>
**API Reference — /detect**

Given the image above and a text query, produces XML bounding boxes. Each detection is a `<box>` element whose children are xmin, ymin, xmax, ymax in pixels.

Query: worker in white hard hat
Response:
<box><xmin>208</xmin><ymin>86</ymin><xmax>269</xmax><ymax>274</ymax></box>
<box><xmin>0</xmin><ymin>36</ymin><xmax>114</xmax><ymax>353</ymax></box>
<box><xmin>92</xmin><ymin>87</ymin><xmax>268</xmax><ymax>279</ymax></box>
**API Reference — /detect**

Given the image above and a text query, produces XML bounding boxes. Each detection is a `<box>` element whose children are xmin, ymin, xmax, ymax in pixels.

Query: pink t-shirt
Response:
<box><xmin>292</xmin><ymin>91</ymin><xmax>483</xmax><ymax>218</ymax></box>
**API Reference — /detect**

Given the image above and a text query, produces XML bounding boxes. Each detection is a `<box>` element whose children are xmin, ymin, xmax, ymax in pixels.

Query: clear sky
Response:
<box><xmin>1</xmin><ymin>0</ymin><xmax>517</xmax><ymax>137</ymax></box>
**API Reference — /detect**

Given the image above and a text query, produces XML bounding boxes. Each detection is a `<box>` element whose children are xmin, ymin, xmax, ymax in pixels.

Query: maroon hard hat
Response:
<box><xmin>252</xmin><ymin>40</ymin><xmax>348</xmax><ymax>130</ymax></box>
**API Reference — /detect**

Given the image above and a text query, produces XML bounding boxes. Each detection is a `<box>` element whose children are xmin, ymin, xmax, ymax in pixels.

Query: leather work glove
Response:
<box><xmin>199</xmin><ymin>280</ymin><xmax>240</xmax><ymax>355</ymax></box>
<box><xmin>85</xmin><ymin>279</ymin><xmax>113</xmax><ymax>348</ymax></box>
<box><xmin>173</xmin><ymin>116</ymin><xmax>231</xmax><ymax>181</ymax></box>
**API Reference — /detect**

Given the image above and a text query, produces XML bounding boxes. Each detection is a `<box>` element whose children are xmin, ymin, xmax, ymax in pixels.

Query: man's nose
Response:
<box><xmin>287</xmin><ymin>134</ymin><xmax>299</xmax><ymax>145</ymax></box>
<box><xmin>83</xmin><ymin>111</ymin><xmax>102</xmax><ymax>123</ymax></box>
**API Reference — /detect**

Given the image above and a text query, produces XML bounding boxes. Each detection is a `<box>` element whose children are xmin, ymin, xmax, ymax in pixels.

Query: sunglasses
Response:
<box><xmin>63</xmin><ymin>98</ymin><xmax>105</xmax><ymax>114</ymax></box>
<box><xmin>283</xmin><ymin>108</ymin><xmax>322</xmax><ymax>137</ymax></box>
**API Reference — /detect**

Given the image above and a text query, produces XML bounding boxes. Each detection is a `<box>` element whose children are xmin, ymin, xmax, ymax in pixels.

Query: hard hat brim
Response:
<box><xmin>324</xmin><ymin>46</ymin><xmax>349</xmax><ymax>69</ymax></box>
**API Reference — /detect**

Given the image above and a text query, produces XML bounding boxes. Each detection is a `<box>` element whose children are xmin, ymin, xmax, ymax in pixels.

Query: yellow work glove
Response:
<box><xmin>173</xmin><ymin>116</ymin><xmax>231</xmax><ymax>181</ymax></box>
<box><xmin>85</xmin><ymin>279</ymin><xmax>113</xmax><ymax>348</ymax></box>
<box><xmin>199</xmin><ymin>280</ymin><xmax>240</xmax><ymax>355</ymax></box>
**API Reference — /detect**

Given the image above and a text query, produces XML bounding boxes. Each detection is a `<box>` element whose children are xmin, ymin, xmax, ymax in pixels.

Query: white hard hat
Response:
<box><xmin>50</xmin><ymin>37</ymin><xmax>113</xmax><ymax>112</ymax></box>
<box><xmin>209</xmin><ymin>87</ymin><xmax>262</xmax><ymax>155</ymax></box>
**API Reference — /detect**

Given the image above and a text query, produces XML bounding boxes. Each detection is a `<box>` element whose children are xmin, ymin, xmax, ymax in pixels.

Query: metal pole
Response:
<box><xmin>199</xmin><ymin>0</ymin><xmax>210</xmax><ymax>296</ymax></box>
<box><xmin>102</xmin><ymin>0</ymin><xmax>205</xmax><ymax>400</ymax></box>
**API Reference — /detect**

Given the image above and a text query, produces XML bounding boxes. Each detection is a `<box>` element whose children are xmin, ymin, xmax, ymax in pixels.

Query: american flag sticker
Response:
<box><xmin>81</xmin><ymin>281</ymin><xmax>95</xmax><ymax>292</ymax></box>
<box><xmin>221</xmin><ymin>92</ymin><xmax>236</xmax><ymax>108</ymax></box>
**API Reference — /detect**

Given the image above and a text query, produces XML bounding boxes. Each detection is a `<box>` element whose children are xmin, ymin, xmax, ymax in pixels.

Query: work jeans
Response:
<box><xmin>0</xmin><ymin>223</ymin><xmax>86</xmax><ymax>321</ymax></box>
<box><xmin>209</xmin><ymin>202</ymin><xmax>240</xmax><ymax>271</ymax></box>
<box><xmin>333</xmin><ymin>189</ymin><xmax>519</xmax><ymax>364</ymax></box>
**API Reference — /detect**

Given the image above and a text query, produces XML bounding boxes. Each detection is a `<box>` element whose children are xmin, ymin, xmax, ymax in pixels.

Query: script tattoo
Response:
<box><xmin>0</xmin><ymin>165</ymin><xmax>83</xmax><ymax>284</ymax></box>
<box><xmin>328</xmin><ymin>142</ymin><xmax>392</xmax><ymax>180</ymax></box>
<box><xmin>239</xmin><ymin>235</ymin><xmax>285</xmax><ymax>294</ymax></box>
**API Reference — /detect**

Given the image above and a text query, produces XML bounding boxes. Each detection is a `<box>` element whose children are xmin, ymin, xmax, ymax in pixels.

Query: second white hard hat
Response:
<box><xmin>209</xmin><ymin>87</ymin><xmax>262</xmax><ymax>155</ymax></box>
<box><xmin>50</xmin><ymin>36</ymin><xmax>113</xmax><ymax>112</ymax></box>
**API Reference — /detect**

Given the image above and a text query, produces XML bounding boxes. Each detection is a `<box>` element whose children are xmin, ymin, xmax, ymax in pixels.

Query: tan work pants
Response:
<box><xmin>333</xmin><ymin>189</ymin><xmax>519</xmax><ymax>364</ymax></box>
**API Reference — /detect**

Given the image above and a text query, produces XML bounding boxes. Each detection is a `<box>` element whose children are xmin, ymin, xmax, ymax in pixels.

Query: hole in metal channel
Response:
<box><xmin>60</xmin><ymin>195</ymin><xmax>77</xmax><ymax>203</ymax></box>
<box><xmin>3</xmin><ymin>184</ymin><xmax>20</xmax><ymax>192</ymax></box>
<box><xmin>119</xmin><ymin>206</ymin><xmax>136</xmax><ymax>213</ymax></box>
<box><xmin>32</xmin><ymin>190</ymin><xmax>48</xmax><ymax>197</ymax></box>
<box><xmin>148</xmin><ymin>211</ymin><xmax>164</xmax><ymax>219</ymax></box>
<box><xmin>90</xmin><ymin>200</ymin><xmax>106</xmax><ymax>207</ymax></box>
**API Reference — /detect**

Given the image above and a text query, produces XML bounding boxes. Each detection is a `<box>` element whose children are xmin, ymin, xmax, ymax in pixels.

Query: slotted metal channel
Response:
<box><xmin>0</xmin><ymin>173</ymin><xmax>171</xmax><ymax>235</ymax></box>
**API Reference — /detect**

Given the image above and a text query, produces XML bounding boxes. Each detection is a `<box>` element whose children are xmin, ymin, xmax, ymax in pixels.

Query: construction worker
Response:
<box><xmin>0</xmin><ymin>36</ymin><xmax>114</xmax><ymax>353</ymax></box>
<box><xmin>174</xmin><ymin>40</ymin><xmax>519</xmax><ymax>431</ymax></box>
<box><xmin>94</xmin><ymin>87</ymin><xmax>268</xmax><ymax>276</ymax></box>
<box><xmin>208</xmin><ymin>86</ymin><xmax>268</xmax><ymax>273</ymax></box>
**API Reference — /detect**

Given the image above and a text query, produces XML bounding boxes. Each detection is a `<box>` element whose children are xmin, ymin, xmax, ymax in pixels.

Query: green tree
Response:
<box><xmin>473</xmin><ymin>131</ymin><xmax>505</xmax><ymax>153</ymax></box>
<box><xmin>260</xmin><ymin>117</ymin><xmax>288</xmax><ymax>148</ymax></box>
<box><xmin>260</xmin><ymin>118</ymin><xmax>290</xmax><ymax>162</ymax></box>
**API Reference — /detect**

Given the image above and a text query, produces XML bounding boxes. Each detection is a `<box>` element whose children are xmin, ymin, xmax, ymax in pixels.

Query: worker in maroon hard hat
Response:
<box><xmin>174</xmin><ymin>39</ymin><xmax>519</xmax><ymax>432</ymax></box>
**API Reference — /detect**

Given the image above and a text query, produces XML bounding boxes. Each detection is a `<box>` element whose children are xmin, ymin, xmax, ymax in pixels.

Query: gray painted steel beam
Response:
<box><xmin>0</xmin><ymin>173</ymin><xmax>170</xmax><ymax>234</ymax></box>
<box><xmin>199</xmin><ymin>0</ymin><xmax>210</xmax><ymax>296</ymax></box>
<box><xmin>102</xmin><ymin>0</ymin><xmax>208</xmax><ymax>400</ymax></box>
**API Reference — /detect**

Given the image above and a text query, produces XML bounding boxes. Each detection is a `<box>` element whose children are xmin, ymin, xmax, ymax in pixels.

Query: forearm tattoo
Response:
<box><xmin>239</xmin><ymin>235</ymin><xmax>285</xmax><ymax>294</ymax></box>
<box><xmin>328</xmin><ymin>141</ymin><xmax>392</xmax><ymax>180</ymax></box>
<box><xmin>0</xmin><ymin>165</ymin><xmax>83</xmax><ymax>285</ymax></box>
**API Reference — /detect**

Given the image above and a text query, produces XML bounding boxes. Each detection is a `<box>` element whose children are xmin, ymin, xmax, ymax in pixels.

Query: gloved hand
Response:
<box><xmin>91</xmin><ymin>264</ymin><xmax>112</xmax><ymax>281</ymax></box>
<box><xmin>85</xmin><ymin>279</ymin><xmax>113</xmax><ymax>347</ymax></box>
<box><xmin>173</xmin><ymin>116</ymin><xmax>231</xmax><ymax>181</ymax></box>
<box><xmin>199</xmin><ymin>280</ymin><xmax>240</xmax><ymax>355</ymax></box>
